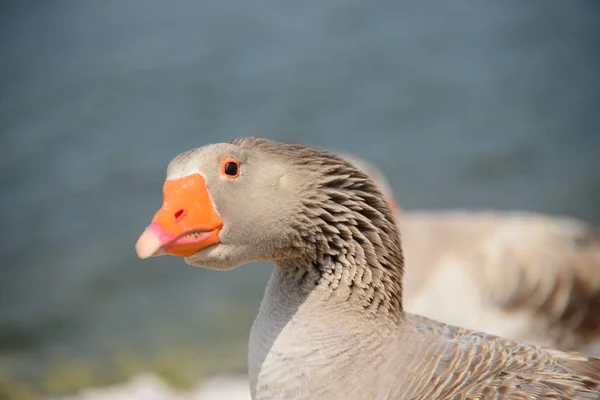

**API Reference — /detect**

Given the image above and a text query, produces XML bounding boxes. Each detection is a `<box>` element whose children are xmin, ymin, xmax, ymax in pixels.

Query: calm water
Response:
<box><xmin>1</xmin><ymin>0</ymin><xmax>599</xmax><ymax>393</ymax></box>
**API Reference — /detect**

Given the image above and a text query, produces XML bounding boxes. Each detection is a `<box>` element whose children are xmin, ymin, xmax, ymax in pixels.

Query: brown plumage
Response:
<box><xmin>341</xmin><ymin>152</ymin><xmax>600</xmax><ymax>354</ymax></box>
<box><xmin>136</xmin><ymin>138</ymin><xmax>600</xmax><ymax>399</ymax></box>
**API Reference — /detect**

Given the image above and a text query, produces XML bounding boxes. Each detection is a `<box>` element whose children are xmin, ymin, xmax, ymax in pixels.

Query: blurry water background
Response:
<box><xmin>1</xmin><ymin>0</ymin><xmax>599</xmax><ymax>397</ymax></box>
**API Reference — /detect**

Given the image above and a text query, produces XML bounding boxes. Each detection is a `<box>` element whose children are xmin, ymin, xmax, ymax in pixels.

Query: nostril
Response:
<box><xmin>174</xmin><ymin>209</ymin><xmax>184</xmax><ymax>220</ymax></box>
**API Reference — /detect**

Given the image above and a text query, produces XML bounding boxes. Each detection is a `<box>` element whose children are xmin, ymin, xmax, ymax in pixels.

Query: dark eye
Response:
<box><xmin>224</xmin><ymin>161</ymin><xmax>239</xmax><ymax>177</ymax></box>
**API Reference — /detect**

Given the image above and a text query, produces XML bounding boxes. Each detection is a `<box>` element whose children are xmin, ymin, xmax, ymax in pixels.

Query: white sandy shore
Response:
<box><xmin>58</xmin><ymin>373</ymin><xmax>251</xmax><ymax>400</ymax></box>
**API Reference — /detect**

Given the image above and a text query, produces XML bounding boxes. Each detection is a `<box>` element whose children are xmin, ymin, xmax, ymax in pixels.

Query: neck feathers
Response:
<box><xmin>283</xmin><ymin>150</ymin><xmax>404</xmax><ymax>316</ymax></box>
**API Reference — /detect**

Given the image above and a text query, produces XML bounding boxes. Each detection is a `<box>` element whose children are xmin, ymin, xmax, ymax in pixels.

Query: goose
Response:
<box><xmin>136</xmin><ymin>138</ymin><xmax>600</xmax><ymax>399</ymax></box>
<box><xmin>340</xmin><ymin>152</ymin><xmax>600</xmax><ymax>354</ymax></box>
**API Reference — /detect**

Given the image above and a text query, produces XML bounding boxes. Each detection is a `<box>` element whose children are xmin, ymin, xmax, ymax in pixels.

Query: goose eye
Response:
<box><xmin>221</xmin><ymin>159</ymin><xmax>240</xmax><ymax>178</ymax></box>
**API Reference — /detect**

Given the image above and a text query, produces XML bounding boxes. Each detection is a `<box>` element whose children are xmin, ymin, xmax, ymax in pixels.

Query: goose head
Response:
<box><xmin>135</xmin><ymin>139</ymin><xmax>314</xmax><ymax>270</ymax></box>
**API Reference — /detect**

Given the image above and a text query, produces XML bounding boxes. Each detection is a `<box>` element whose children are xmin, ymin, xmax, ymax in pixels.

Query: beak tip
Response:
<box><xmin>135</xmin><ymin>228</ymin><xmax>162</xmax><ymax>259</ymax></box>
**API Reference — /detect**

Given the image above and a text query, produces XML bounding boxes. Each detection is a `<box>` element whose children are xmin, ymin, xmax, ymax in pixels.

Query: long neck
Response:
<box><xmin>277</xmin><ymin>214</ymin><xmax>405</xmax><ymax>319</ymax></box>
<box><xmin>278</xmin><ymin>169</ymin><xmax>406</xmax><ymax>317</ymax></box>
<box><xmin>250</xmin><ymin>223</ymin><xmax>405</xmax><ymax>380</ymax></box>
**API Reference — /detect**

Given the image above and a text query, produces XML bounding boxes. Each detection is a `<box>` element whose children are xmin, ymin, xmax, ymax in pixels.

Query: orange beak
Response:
<box><xmin>135</xmin><ymin>174</ymin><xmax>223</xmax><ymax>259</ymax></box>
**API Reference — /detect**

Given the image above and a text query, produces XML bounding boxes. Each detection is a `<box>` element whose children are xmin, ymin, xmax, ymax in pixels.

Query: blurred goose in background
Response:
<box><xmin>340</xmin><ymin>152</ymin><xmax>600</xmax><ymax>354</ymax></box>
<box><xmin>136</xmin><ymin>138</ymin><xmax>600</xmax><ymax>399</ymax></box>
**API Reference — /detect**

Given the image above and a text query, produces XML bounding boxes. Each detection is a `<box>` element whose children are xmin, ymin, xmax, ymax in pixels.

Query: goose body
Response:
<box><xmin>342</xmin><ymin>153</ymin><xmax>600</xmax><ymax>353</ymax></box>
<box><xmin>136</xmin><ymin>138</ymin><xmax>600</xmax><ymax>399</ymax></box>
